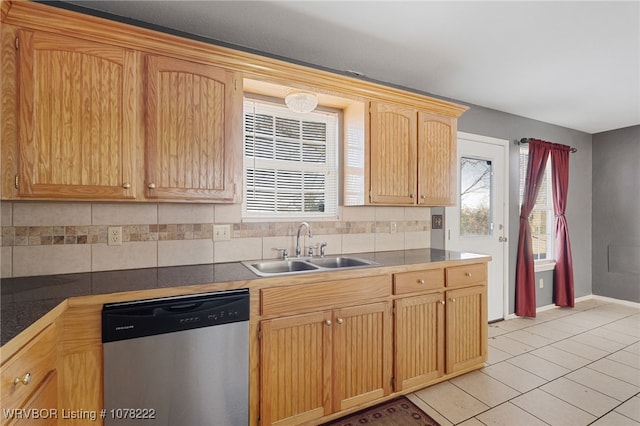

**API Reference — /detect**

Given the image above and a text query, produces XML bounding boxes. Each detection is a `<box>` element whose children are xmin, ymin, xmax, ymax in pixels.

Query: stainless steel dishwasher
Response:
<box><xmin>102</xmin><ymin>289</ymin><xmax>249</xmax><ymax>426</ymax></box>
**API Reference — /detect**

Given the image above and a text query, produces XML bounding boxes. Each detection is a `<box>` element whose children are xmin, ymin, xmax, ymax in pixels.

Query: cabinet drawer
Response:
<box><xmin>394</xmin><ymin>268</ymin><xmax>444</xmax><ymax>295</ymax></box>
<box><xmin>446</xmin><ymin>263</ymin><xmax>487</xmax><ymax>287</ymax></box>
<box><xmin>261</xmin><ymin>275</ymin><xmax>391</xmax><ymax>316</ymax></box>
<box><xmin>1</xmin><ymin>323</ymin><xmax>57</xmax><ymax>413</ymax></box>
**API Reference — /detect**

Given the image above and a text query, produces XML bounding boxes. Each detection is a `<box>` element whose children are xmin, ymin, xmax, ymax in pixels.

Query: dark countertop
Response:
<box><xmin>0</xmin><ymin>249</ymin><xmax>488</xmax><ymax>345</ymax></box>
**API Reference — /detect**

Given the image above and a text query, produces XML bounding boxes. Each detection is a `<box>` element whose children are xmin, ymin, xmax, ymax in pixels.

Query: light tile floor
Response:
<box><xmin>408</xmin><ymin>298</ymin><xmax>640</xmax><ymax>426</ymax></box>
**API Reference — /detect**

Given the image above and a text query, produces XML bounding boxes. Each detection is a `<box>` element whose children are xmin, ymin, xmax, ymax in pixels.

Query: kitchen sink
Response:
<box><xmin>307</xmin><ymin>257</ymin><xmax>374</xmax><ymax>269</ymax></box>
<box><xmin>247</xmin><ymin>260</ymin><xmax>320</xmax><ymax>275</ymax></box>
<box><xmin>242</xmin><ymin>256</ymin><xmax>379</xmax><ymax>277</ymax></box>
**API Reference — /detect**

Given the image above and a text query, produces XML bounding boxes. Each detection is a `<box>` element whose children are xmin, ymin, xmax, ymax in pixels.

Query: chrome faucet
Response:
<box><xmin>295</xmin><ymin>222</ymin><xmax>312</xmax><ymax>257</ymax></box>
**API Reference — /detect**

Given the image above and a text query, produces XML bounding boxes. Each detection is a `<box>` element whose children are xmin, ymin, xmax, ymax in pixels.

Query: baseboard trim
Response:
<box><xmin>504</xmin><ymin>294</ymin><xmax>639</xmax><ymax>320</ymax></box>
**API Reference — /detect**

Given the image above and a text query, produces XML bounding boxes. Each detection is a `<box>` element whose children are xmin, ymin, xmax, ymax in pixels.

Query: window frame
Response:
<box><xmin>242</xmin><ymin>96</ymin><xmax>341</xmax><ymax>221</ymax></box>
<box><xmin>518</xmin><ymin>145</ymin><xmax>556</xmax><ymax>271</ymax></box>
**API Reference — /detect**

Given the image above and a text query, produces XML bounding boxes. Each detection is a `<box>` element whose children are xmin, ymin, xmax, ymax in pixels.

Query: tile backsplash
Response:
<box><xmin>0</xmin><ymin>201</ymin><xmax>431</xmax><ymax>277</ymax></box>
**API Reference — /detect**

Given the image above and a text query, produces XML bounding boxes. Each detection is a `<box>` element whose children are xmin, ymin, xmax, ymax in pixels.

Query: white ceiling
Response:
<box><xmin>64</xmin><ymin>1</ymin><xmax>640</xmax><ymax>134</ymax></box>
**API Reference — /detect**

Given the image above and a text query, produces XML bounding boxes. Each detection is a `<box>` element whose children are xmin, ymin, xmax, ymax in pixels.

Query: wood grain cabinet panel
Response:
<box><xmin>259</xmin><ymin>301</ymin><xmax>392</xmax><ymax>426</ymax></box>
<box><xmin>369</xmin><ymin>102</ymin><xmax>417</xmax><ymax>204</ymax></box>
<box><xmin>417</xmin><ymin>112</ymin><xmax>456</xmax><ymax>205</ymax></box>
<box><xmin>1</xmin><ymin>323</ymin><xmax>58</xmax><ymax>426</ymax></box>
<box><xmin>16</xmin><ymin>29</ymin><xmax>137</xmax><ymax>199</ymax></box>
<box><xmin>144</xmin><ymin>54</ymin><xmax>242</xmax><ymax>201</ymax></box>
<box><xmin>445</xmin><ymin>285</ymin><xmax>487</xmax><ymax>374</ymax></box>
<box><xmin>260</xmin><ymin>311</ymin><xmax>332</xmax><ymax>426</ymax></box>
<box><xmin>332</xmin><ymin>302</ymin><xmax>392</xmax><ymax>412</ymax></box>
<box><xmin>368</xmin><ymin>102</ymin><xmax>457</xmax><ymax>206</ymax></box>
<box><xmin>6</xmin><ymin>371</ymin><xmax>57</xmax><ymax>426</ymax></box>
<box><xmin>394</xmin><ymin>268</ymin><xmax>444</xmax><ymax>295</ymax></box>
<box><xmin>394</xmin><ymin>293</ymin><xmax>445</xmax><ymax>391</ymax></box>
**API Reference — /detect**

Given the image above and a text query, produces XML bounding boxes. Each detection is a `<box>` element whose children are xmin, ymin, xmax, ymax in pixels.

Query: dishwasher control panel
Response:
<box><xmin>102</xmin><ymin>289</ymin><xmax>250</xmax><ymax>343</ymax></box>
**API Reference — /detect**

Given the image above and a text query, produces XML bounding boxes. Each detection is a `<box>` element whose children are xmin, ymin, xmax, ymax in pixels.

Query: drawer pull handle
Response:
<box><xmin>465</xmin><ymin>272</ymin><xmax>472</xmax><ymax>277</ymax></box>
<box><xmin>418</xmin><ymin>279</ymin><xmax>425</xmax><ymax>285</ymax></box>
<box><xmin>325</xmin><ymin>320</ymin><xmax>332</xmax><ymax>326</ymax></box>
<box><xmin>13</xmin><ymin>372</ymin><xmax>31</xmax><ymax>386</ymax></box>
<box><xmin>336</xmin><ymin>318</ymin><xmax>344</xmax><ymax>324</ymax></box>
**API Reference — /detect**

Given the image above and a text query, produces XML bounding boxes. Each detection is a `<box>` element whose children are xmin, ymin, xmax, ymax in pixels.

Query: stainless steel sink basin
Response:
<box><xmin>242</xmin><ymin>256</ymin><xmax>379</xmax><ymax>277</ymax></box>
<box><xmin>246</xmin><ymin>260</ymin><xmax>319</xmax><ymax>275</ymax></box>
<box><xmin>307</xmin><ymin>257</ymin><xmax>375</xmax><ymax>268</ymax></box>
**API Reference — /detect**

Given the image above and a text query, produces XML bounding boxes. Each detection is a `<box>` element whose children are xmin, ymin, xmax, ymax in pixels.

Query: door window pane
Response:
<box><xmin>460</xmin><ymin>157</ymin><xmax>493</xmax><ymax>237</ymax></box>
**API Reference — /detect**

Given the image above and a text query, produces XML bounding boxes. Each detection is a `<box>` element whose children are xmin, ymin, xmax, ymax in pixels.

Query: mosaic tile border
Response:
<box><xmin>2</xmin><ymin>220</ymin><xmax>430</xmax><ymax>246</ymax></box>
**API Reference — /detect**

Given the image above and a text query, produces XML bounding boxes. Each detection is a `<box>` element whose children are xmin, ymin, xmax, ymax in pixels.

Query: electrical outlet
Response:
<box><xmin>213</xmin><ymin>224</ymin><xmax>231</xmax><ymax>241</ymax></box>
<box><xmin>390</xmin><ymin>222</ymin><xmax>398</xmax><ymax>234</ymax></box>
<box><xmin>539</xmin><ymin>278</ymin><xmax>544</xmax><ymax>289</ymax></box>
<box><xmin>108</xmin><ymin>226</ymin><xmax>122</xmax><ymax>246</ymax></box>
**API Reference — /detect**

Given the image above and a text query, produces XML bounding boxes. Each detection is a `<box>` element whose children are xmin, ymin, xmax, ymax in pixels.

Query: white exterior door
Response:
<box><xmin>446</xmin><ymin>132</ymin><xmax>509</xmax><ymax>321</ymax></box>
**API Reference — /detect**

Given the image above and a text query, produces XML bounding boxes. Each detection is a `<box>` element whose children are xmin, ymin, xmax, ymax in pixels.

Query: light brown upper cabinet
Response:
<box><xmin>16</xmin><ymin>29</ymin><xmax>137</xmax><ymax>199</ymax></box>
<box><xmin>144</xmin><ymin>55</ymin><xmax>242</xmax><ymax>201</ymax></box>
<box><xmin>367</xmin><ymin>102</ymin><xmax>457</xmax><ymax>206</ymax></box>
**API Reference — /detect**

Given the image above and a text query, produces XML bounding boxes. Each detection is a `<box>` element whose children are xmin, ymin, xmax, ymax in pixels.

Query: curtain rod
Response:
<box><xmin>516</xmin><ymin>138</ymin><xmax>578</xmax><ymax>153</ymax></box>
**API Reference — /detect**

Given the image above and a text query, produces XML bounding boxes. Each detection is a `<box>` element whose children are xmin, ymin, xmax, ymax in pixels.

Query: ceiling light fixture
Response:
<box><xmin>284</xmin><ymin>89</ymin><xmax>318</xmax><ymax>114</ymax></box>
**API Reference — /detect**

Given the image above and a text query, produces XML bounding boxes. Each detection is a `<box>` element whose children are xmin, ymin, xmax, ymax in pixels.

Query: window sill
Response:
<box><xmin>535</xmin><ymin>261</ymin><xmax>556</xmax><ymax>273</ymax></box>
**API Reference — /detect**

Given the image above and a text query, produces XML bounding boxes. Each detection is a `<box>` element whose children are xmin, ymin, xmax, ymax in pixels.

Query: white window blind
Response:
<box><xmin>519</xmin><ymin>146</ymin><xmax>555</xmax><ymax>262</ymax></box>
<box><xmin>243</xmin><ymin>99</ymin><xmax>339</xmax><ymax>219</ymax></box>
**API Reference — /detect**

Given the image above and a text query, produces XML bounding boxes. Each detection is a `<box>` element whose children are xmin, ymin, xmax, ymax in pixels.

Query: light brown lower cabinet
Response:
<box><xmin>6</xmin><ymin>371</ymin><xmax>57</xmax><ymax>426</ymax></box>
<box><xmin>1</xmin><ymin>323</ymin><xmax>58</xmax><ymax>426</ymax></box>
<box><xmin>445</xmin><ymin>285</ymin><xmax>488</xmax><ymax>374</ymax></box>
<box><xmin>394</xmin><ymin>284</ymin><xmax>487</xmax><ymax>391</ymax></box>
<box><xmin>394</xmin><ymin>292</ymin><xmax>445</xmax><ymax>390</ymax></box>
<box><xmin>259</xmin><ymin>302</ymin><xmax>392</xmax><ymax>426</ymax></box>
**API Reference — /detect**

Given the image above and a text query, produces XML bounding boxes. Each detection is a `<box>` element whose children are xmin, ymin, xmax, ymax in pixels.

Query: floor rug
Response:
<box><xmin>321</xmin><ymin>396</ymin><xmax>440</xmax><ymax>426</ymax></box>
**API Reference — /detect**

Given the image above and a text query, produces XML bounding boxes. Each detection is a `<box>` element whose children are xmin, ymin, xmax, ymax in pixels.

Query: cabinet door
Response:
<box><xmin>369</xmin><ymin>102</ymin><xmax>417</xmax><ymax>204</ymax></box>
<box><xmin>394</xmin><ymin>293</ymin><xmax>445</xmax><ymax>391</ymax></box>
<box><xmin>445</xmin><ymin>285</ymin><xmax>488</xmax><ymax>374</ymax></box>
<box><xmin>332</xmin><ymin>302</ymin><xmax>392</xmax><ymax>412</ymax></box>
<box><xmin>417</xmin><ymin>112</ymin><xmax>456</xmax><ymax>206</ymax></box>
<box><xmin>17</xmin><ymin>30</ymin><xmax>136</xmax><ymax>199</ymax></box>
<box><xmin>6</xmin><ymin>371</ymin><xmax>57</xmax><ymax>426</ymax></box>
<box><xmin>260</xmin><ymin>311</ymin><xmax>332</xmax><ymax>426</ymax></box>
<box><xmin>144</xmin><ymin>54</ymin><xmax>241</xmax><ymax>201</ymax></box>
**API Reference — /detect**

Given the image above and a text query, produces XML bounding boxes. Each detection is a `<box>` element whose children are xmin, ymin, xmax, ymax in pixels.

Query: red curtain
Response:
<box><xmin>515</xmin><ymin>139</ymin><xmax>550</xmax><ymax>317</ymax></box>
<box><xmin>550</xmin><ymin>144</ymin><xmax>575</xmax><ymax>307</ymax></box>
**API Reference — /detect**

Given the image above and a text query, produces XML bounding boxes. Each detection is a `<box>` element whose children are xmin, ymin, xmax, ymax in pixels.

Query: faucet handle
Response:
<box><xmin>307</xmin><ymin>246</ymin><xmax>315</xmax><ymax>257</ymax></box>
<box><xmin>273</xmin><ymin>247</ymin><xmax>289</xmax><ymax>260</ymax></box>
<box><xmin>320</xmin><ymin>242</ymin><xmax>327</xmax><ymax>257</ymax></box>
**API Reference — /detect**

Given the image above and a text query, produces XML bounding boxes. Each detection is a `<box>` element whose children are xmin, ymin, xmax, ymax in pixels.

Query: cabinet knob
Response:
<box><xmin>450</xmin><ymin>298</ymin><xmax>456</xmax><ymax>303</ymax></box>
<box><xmin>148</xmin><ymin>183</ymin><xmax>156</xmax><ymax>189</ymax></box>
<box><xmin>13</xmin><ymin>372</ymin><xmax>31</xmax><ymax>386</ymax></box>
<box><xmin>420</xmin><ymin>195</ymin><xmax>426</xmax><ymax>199</ymax></box>
<box><xmin>336</xmin><ymin>318</ymin><xmax>344</xmax><ymax>324</ymax></box>
<box><xmin>465</xmin><ymin>272</ymin><xmax>472</xmax><ymax>277</ymax></box>
<box><xmin>417</xmin><ymin>279</ymin><xmax>425</xmax><ymax>285</ymax></box>
<box><xmin>325</xmin><ymin>320</ymin><xmax>332</xmax><ymax>326</ymax></box>
<box><xmin>123</xmin><ymin>182</ymin><xmax>131</xmax><ymax>189</ymax></box>
<box><xmin>409</xmin><ymin>193</ymin><xmax>415</xmax><ymax>199</ymax></box>
<box><xmin>440</xmin><ymin>300</ymin><xmax>445</xmax><ymax>305</ymax></box>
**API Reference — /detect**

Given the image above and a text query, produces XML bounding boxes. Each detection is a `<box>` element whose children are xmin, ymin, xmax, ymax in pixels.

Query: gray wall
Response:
<box><xmin>592</xmin><ymin>126</ymin><xmax>640</xmax><ymax>302</ymax></box>
<box><xmin>434</xmin><ymin>103</ymin><xmax>593</xmax><ymax>314</ymax></box>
